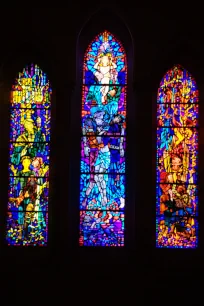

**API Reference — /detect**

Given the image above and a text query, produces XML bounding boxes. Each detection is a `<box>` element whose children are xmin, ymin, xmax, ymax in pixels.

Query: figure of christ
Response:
<box><xmin>94</xmin><ymin>53</ymin><xmax>117</xmax><ymax>104</ymax></box>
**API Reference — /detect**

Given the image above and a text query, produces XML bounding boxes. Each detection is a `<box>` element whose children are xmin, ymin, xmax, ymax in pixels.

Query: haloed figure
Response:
<box><xmin>94</xmin><ymin>52</ymin><xmax>117</xmax><ymax>104</ymax></box>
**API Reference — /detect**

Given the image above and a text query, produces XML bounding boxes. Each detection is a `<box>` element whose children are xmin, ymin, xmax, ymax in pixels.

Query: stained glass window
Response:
<box><xmin>79</xmin><ymin>30</ymin><xmax>127</xmax><ymax>246</ymax></box>
<box><xmin>6</xmin><ymin>64</ymin><xmax>52</xmax><ymax>246</ymax></box>
<box><xmin>156</xmin><ymin>65</ymin><xmax>199</xmax><ymax>248</ymax></box>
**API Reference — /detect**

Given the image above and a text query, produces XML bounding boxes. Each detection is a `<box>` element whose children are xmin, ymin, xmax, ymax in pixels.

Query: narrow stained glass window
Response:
<box><xmin>79</xmin><ymin>30</ymin><xmax>127</xmax><ymax>246</ymax></box>
<box><xmin>6</xmin><ymin>64</ymin><xmax>52</xmax><ymax>246</ymax></box>
<box><xmin>156</xmin><ymin>65</ymin><xmax>199</xmax><ymax>248</ymax></box>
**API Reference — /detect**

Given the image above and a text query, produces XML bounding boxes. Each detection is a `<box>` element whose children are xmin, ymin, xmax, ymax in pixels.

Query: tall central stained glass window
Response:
<box><xmin>156</xmin><ymin>65</ymin><xmax>199</xmax><ymax>248</ymax></box>
<box><xmin>79</xmin><ymin>30</ymin><xmax>127</xmax><ymax>246</ymax></box>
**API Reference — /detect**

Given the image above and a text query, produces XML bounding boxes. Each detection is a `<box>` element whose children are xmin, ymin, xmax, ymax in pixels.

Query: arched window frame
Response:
<box><xmin>156</xmin><ymin>64</ymin><xmax>199</xmax><ymax>249</ymax></box>
<box><xmin>79</xmin><ymin>30</ymin><xmax>127</xmax><ymax>247</ymax></box>
<box><xmin>5</xmin><ymin>63</ymin><xmax>52</xmax><ymax>246</ymax></box>
<box><xmin>69</xmin><ymin>9</ymin><xmax>135</xmax><ymax>256</ymax></box>
<box><xmin>0</xmin><ymin>46</ymin><xmax>56</xmax><ymax>251</ymax></box>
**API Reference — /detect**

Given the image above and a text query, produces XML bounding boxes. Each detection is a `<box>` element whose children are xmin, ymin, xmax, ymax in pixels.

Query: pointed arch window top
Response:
<box><xmin>156</xmin><ymin>64</ymin><xmax>199</xmax><ymax>248</ymax></box>
<box><xmin>11</xmin><ymin>64</ymin><xmax>52</xmax><ymax>109</ymax></box>
<box><xmin>83</xmin><ymin>30</ymin><xmax>127</xmax><ymax>85</ymax></box>
<box><xmin>157</xmin><ymin>65</ymin><xmax>199</xmax><ymax>104</ymax></box>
